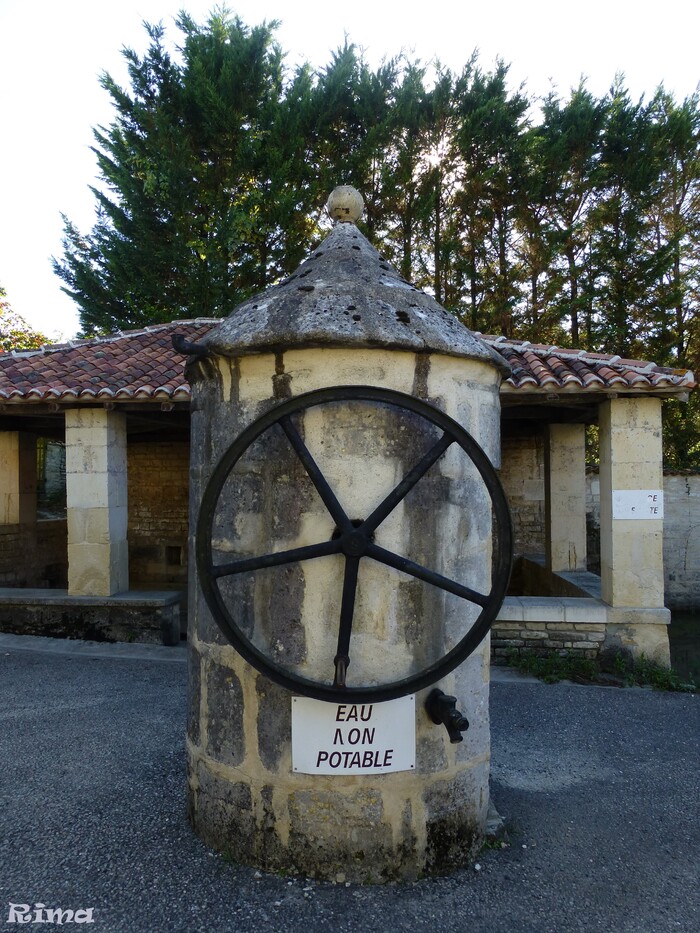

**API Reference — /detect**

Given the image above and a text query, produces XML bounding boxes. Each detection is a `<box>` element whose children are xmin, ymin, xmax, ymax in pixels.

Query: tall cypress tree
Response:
<box><xmin>527</xmin><ymin>86</ymin><xmax>607</xmax><ymax>347</ymax></box>
<box><xmin>453</xmin><ymin>63</ymin><xmax>529</xmax><ymax>336</ymax></box>
<box><xmin>377</xmin><ymin>62</ymin><xmax>435</xmax><ymax>283</ymax></box>
<box><xmin>53</xmin><ymin>11</ymin><xmax>311</xmax><ymax>334</ymax></box>
<box><xmin>591</xmin><ymin>82</ymin><xmax>669</xmax><ymax>356</ymax></box>
<box><xmin>645</xmin><ymin>89</ymin><xmax>700</xmax><ymax>468</ymax></box>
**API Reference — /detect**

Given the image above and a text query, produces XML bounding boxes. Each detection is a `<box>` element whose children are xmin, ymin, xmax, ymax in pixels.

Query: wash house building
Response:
<box><xmin>0</xmin><ymin>313</ymin><xmax>693</xmax><ymax>663</ymax></box>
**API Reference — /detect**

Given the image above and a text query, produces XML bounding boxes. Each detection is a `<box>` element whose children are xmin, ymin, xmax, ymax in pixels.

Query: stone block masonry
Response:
<box><xmin>492</xmin><ymin>621</ymin><xmax>606</xmax><ymax>659</ymax></box>
<box><xmin>0</xmin><ymin>588</ymin><xmax>180</xmax><ymax>645</ymax></box>
<box><xmin>187</xmin><ymin>345</ymin><xmax>502</xmax><ymax>881</ymax></box>
<box><xmin>0</xmin><ymin>432</ymin><xmax>36</xmax><ymax>524</ymax></box>
<box><xmin>65</xmin><ymin>409</ymin><xmax>128</xmax><ymax>596</ymax></box>
<box><xmin>0</xmin><ymin>520</ymin><xmax>67</xmax><ymax>588</ymax></box>
<box><xmin>492</xmin><ymin>596</ymin><xmax>670</xmax><ymax>665</ymax></box>
<box><xmin>499</xmin><ymin>430</ymin><xmax>545</xmax><ymax>557</ymax></box>
<box><xmin>128</xmin><ymin>440</ymin><xmax>189</xmax><ymax>590</ymax></box>
<box><xmin>545</xmin><ymin>424</ymin><xmax>586</xmax><ymax>572</ymax></box>
<box><xmin>657</xmin><ymin>475</ymin><xmax>700</xmax><ymax>610</ymax></box>
<box><xmin>598</xmin><ymin>398</ymin><xmax>664</xmax><ymax>611</ymax></box>
<box><xmin>187</xmin><ymin>637</ymin><xmax>491</xmax><ymax>881</ymax></box>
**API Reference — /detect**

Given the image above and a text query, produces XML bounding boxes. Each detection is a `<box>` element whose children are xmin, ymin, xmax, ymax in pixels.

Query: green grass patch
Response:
<box><xmin>503</xmin><ymin>648</ymin><xmax>697</xmax><ymax>692</ymax></box>
<box><xmin>504</xmin><ymin>649</ymin><xmax>597</xmax><ymax>684</ymax></box>
<box><xmin>624</xmin><ymin>654</ymin><xmax>697</xmax><ymax>691</ymax></box>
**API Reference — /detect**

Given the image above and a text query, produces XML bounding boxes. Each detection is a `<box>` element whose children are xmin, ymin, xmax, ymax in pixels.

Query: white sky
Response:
<box><xmin>1</xmin><ymin>0</ymin><xmax>698</xmax><ymax>340</ymax></box>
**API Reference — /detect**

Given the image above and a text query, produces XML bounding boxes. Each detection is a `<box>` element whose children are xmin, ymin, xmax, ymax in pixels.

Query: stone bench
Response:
<box><xmin>0</xmin><ymin>588</ymin><xmax>183</xmax><ymax>646</ymax></box>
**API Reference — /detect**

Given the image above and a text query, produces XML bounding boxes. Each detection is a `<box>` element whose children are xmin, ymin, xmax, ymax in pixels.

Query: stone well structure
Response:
<box><xmin>185</xmin><ymin>189</ymin><xmax>511</xmax><ymax>881</ymax></box>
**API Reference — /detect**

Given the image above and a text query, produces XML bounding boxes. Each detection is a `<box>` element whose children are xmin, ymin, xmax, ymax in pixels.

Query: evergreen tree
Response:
<box><xmin>527</xmin><ymin>86</ymin><xmax>607</xmax><ymax>347</ymax></box>
<box><xmin>417</xmin><ymin>66</ymin><xmax>462</xmax><ymax>307</ymax></box>
<box><xmin>591</xmin><ymin>82</ymin><xmax>668</xmax><ymax>356</ymax></box>
<box><xmin>376</xmin><ymin>62</ymin><xmax>435</xmax><ymax>282</ymax></box>
<box><xmin>453</xmin><ymin>62</ymin><xmax>529</xmax><ymax>335</ymax></box>
<box><xmin>51</xmin><ymin>10</ymin><xmax>700</xmax><ymax>469</ymax></box>
<box><xmin>53</xmin><ymin>10</ymin><xmax>312</xmax><ymax>334</ymax></box>
<box><xmin>645</xmin><ymin>88</ymin><xmax>700</xmax><ymax>365</ymax></box>
<box><xmin>646</xmin><ymin>89</ymin><xmax>700</xmax><ymax>469</ymax></box>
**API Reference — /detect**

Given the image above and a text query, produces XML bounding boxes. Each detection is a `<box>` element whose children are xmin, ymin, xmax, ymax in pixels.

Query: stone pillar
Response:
<box><xmin>66</xmin><ymin>408</ymin><xmax>128</xmax><ymax>596</ymax></box>
<box><xmin>544</xmin><ymin>423</ymin><xmax>587</xmax><ymax>572</ymax></box>
<box><xmin>187</xmin><ymin>348</ymin><xmax>502</xmax><ymax>881</ymax></box>
<box><xmin>0</xmin><ymin>432</ymin><xmax>36</xmax><ymax>525</ymax></box>
<box><xmin>598</xmin><ymin>397</ymin><xmax>669</xmax><ymax>664</ymax></box>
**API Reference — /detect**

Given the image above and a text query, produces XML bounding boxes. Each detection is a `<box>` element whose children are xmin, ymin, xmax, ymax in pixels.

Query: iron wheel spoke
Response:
<box><xmin>279</xmin><ymin>415</ymin><xmax>352</xmax><ymax>532</ymax></box>
<box><xmin>362</xmin><ymin>432</ymin><xmax>454</xmax><ymax>534</ymax></box>
<box><xmin>366</xmin><ymin>543</ymin><xmax>489</xmax><ymax>607</ymax></box>
<box><xmin>197</xmin><ymin>385</ymin><xmax>513</xmax><ymax>704</ymax></box>
<box><xmin>333</xmin><ymin>556</ymin><xmax>360</xmax><ymax>688</ymax></box>
<box><xmin>212</xmin><ymin>539</ymin><xmax>341</xmax><ymax>579</ymax></box>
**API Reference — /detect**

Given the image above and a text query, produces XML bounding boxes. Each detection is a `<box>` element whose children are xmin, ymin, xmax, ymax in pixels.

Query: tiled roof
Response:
<box><xmin>0</xmin><ymin>320</ymin><xmax>218</xmax><ymax>403</ymax></box>
<box><xmin>478</xmin><ymin>335</ymin><xmax>696</xmax><ymax>396</ymax></box>
<box><xmin>0</xmin><ymin>320</ymin><xmax>694</xmax><ymax>403</ymax></box>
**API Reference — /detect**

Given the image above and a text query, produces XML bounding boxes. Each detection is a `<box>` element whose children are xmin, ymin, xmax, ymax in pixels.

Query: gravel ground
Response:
<box><xmin>0</xmin><ymin>634</ymin><xmax>698</xmax><ymax>933</ymax></box>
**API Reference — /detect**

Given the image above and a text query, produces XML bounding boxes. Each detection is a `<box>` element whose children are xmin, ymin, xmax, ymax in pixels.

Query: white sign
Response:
<box><xmin>612</xmin><ymin>489</ymin><xmax>664</xmax><ymax>520</ymax></box>
<box><xmin>292</xmin><ymin>695</ymin><xmax>415</xmax><ymax>775</ymax></box>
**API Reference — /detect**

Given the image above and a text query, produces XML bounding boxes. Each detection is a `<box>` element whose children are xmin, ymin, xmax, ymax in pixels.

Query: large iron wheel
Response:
<box><xmin>196</xmin><ymin>386</ymin><xmax>512</xmax><ymax>703</ymax></box>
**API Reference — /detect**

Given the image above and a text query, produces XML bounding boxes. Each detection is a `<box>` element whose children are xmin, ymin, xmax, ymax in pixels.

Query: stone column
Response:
<box><xmin>598</xmin><ymin>397</ymin><xmax>669</xmax><ymax>663</ymax></box>
<box><xmin>187</xmin><ymin>348</ymin><xmax>501</xmax><ymax>881</ymax></box>
<box><xmin>544</xmin><ymin>423</ymin><xmax>587</xmax><ymax>572</ymax></box>
<box><xmin>0</xmin><ymin>432</ymin><xmax>37</xmax><ymax>525</ymax></box>
<box><xmin>65</xmin><ymin>408</ymin><xmax>128</xmax><ymax>596</ymax></box>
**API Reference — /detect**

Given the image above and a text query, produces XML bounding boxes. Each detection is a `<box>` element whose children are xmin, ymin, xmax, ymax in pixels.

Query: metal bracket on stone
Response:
<box><xmin>172</xmin><ymin>333</ymin><xmax>210</xmax><ymax>358</ymax></box>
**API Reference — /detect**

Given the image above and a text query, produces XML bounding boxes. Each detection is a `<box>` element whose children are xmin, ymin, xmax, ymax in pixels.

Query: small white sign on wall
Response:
<box><xmin>292</xmin><ymin>695</ymin><xmax>415</xmax><ymax>775</ymax></box>
<box><xmin>612</xmin><ymin>489</ymin><xmax>664</xmax><ymax>520</ymax></box>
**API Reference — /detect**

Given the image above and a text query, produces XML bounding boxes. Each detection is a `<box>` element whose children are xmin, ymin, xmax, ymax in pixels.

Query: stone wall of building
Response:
<box><xmin>498</xmin><ymin>428</ymin><xmax>545</xmax><ymax>557</ymax></box>
<box><xmin>492</xmin><ymin>620</ymin><xmax>606</xmax><ymax>659</ymax></box>
<box><xmin>663</xmin><ymin>475</ymin><xmax>700</xmax><ymax>609</ymax></box>
<box><xmin>0</xmin><ymin>520</ymin><xmax>67</xmax><ymax>588</ymax></box>
<box><xmin>127</xmin><ymin>440</ymin><xmax>189</xmax><ymax>589</ymax></box>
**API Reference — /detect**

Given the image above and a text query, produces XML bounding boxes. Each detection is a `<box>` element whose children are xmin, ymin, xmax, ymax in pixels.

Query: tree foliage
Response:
<box><xmin>0</xmin><ymin>286</ymin><xmax>48</xmax><ymax>352</ymax></box>
<box><xmin>53</xmin><ymin>9</ymin><xmax>700</xmax><ymax>466</ymax></box>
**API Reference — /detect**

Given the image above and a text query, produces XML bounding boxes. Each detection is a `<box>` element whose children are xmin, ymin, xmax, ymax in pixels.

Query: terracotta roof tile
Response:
<box><xmin>478</xmin><ymin>335</ymin><xmax>695</xmax><ymax>396</ymax></box>
<box><xmin>0</xmin><ymin>320</ymin><xmax>218</xmax><ymax>403</ymax></box>
<box><xmin>0</xmin><ymin>321</ymin><xmax>694</xmax><ymax>404</ymax></box>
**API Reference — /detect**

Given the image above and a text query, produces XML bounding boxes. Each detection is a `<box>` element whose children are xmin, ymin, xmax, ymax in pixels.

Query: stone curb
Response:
<box><xmin>0</xmin><ymin>631</ymin><xmax>188</xmax><ymax>662</ymax></box>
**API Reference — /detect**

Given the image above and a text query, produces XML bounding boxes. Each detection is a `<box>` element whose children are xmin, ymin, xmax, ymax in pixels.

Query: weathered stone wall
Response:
<box><xmin>499</xmin><ymin>428</ymin><xmax>545</xmax><ymax>557</ymax></box>
<box><xmin>663</xmin><ymin>475</ymin><xmax>700</xmax><ymax>608</ymax></box>
<box><xmin>127</xmin><ymin>440</ymin><xmax>189</xmax><ymax>589</ymax></box>
<box><xmin>187</xmin><ymin>347</ymin><xmax>501</xmax><ymax>881</ymax></box>
<box><xmin>0</xmin><ymin>520</ymin><xmax>67</xmax><ymax>587</ymax></box>
<box><xmin>0</xmin><ymin>589</ymin><xmax>180</xmax><ymax>644</ymax></box>
<box><xmin>586</xmin><ymin>472</ymin><xmax>700</xmax><ymax>610</ymax></box>
<box><xmin>492</xmin><ymin>621</ymin><xmax>606</xmax><ymax>659</ymax></box>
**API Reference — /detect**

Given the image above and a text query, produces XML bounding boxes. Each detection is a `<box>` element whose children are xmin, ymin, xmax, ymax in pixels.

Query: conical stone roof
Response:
<box><xmin>202</xmin><ymin>220</ymin><xmax>510</xmax><ymax>375</ymax></box>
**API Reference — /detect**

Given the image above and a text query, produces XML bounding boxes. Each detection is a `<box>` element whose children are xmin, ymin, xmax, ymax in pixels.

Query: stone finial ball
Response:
<box><xmin>326</xmin><ymin>186</ymin><xmax>364</xmax><ymax>223</ymax></box>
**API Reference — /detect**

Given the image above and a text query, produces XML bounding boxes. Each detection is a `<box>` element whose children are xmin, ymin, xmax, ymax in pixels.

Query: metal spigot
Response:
<box><xmin>425</xmin><ymin>688</ymin><xmax>470</xmax><ymax>743</ymax></box>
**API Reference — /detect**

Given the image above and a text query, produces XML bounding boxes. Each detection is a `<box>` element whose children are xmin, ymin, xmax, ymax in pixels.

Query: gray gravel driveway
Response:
<box><xmin>0</xmin><ymin>635</ymin><xmax>697</xmax><ymax>932</ymax></box>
